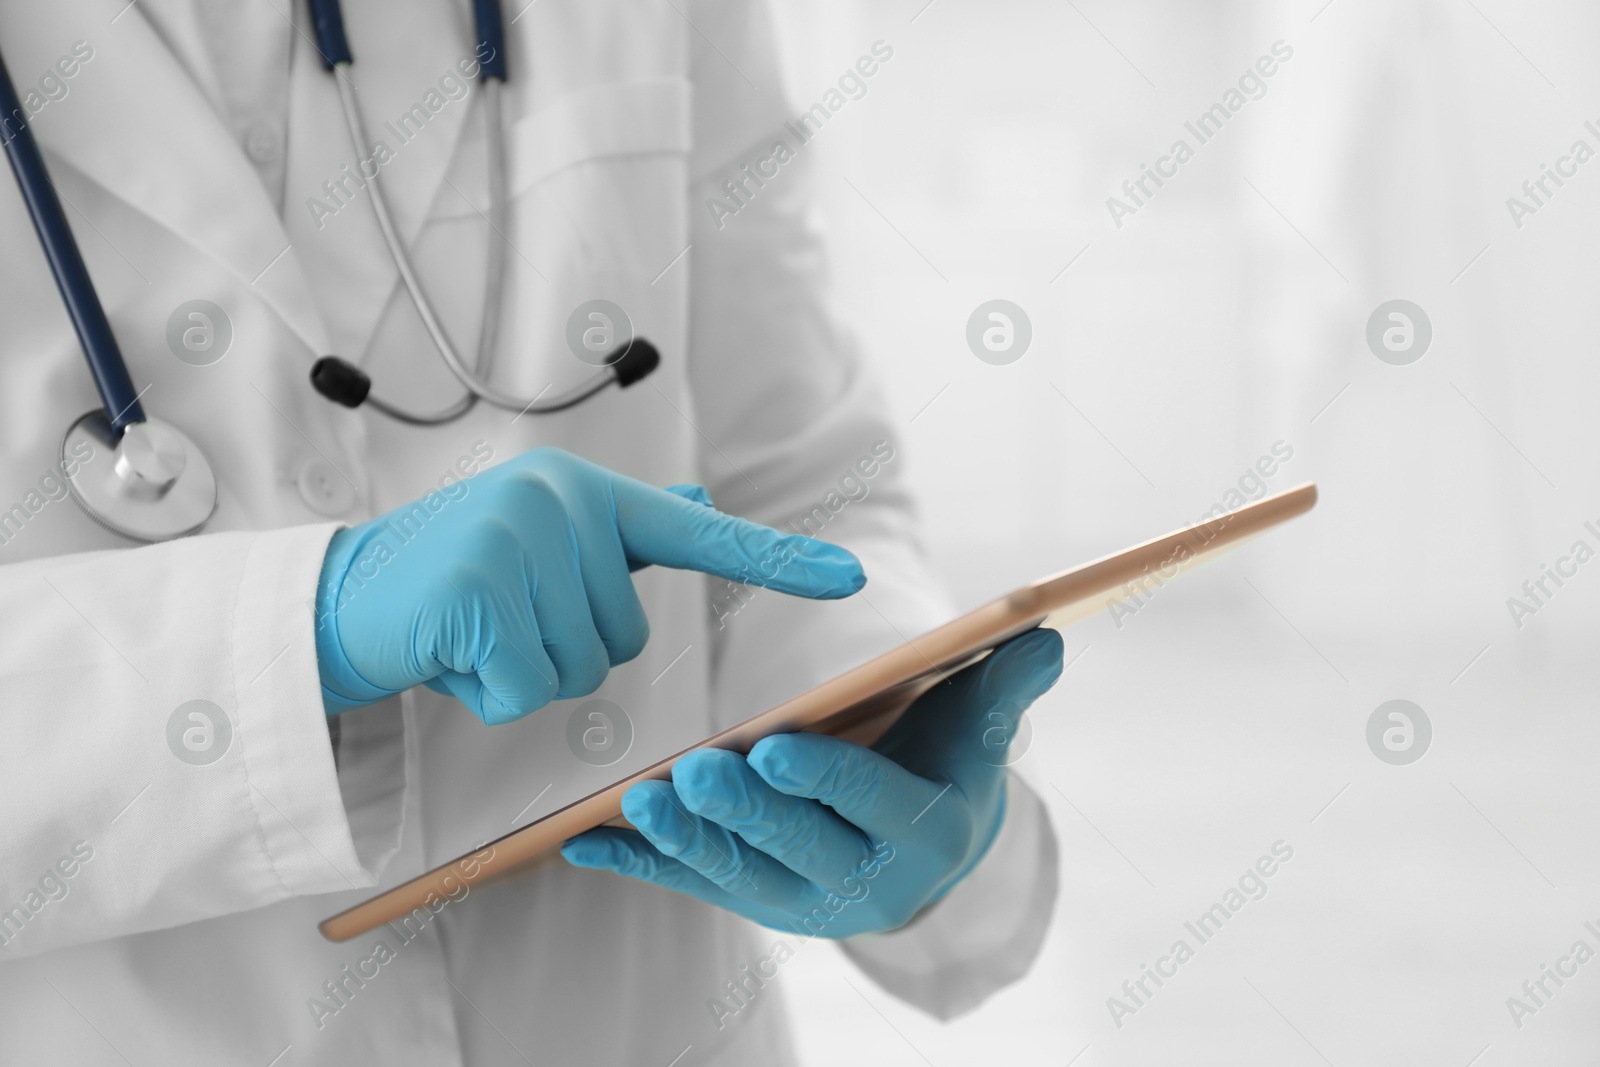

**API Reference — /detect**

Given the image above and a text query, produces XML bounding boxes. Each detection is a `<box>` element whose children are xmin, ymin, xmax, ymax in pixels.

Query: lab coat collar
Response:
<box><xmin>1</xmin><ymin>2</ymin><xmax>334</xmax><ymax>357</ymax></box>
<box><xmin>4</xmin><ymin>1</ymin><xmax>479</xmax><ymax>367</ymax></box>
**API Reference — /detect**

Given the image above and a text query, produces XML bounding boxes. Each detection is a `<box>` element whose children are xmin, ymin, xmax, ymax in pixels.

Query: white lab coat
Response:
<box><xmin>0</xmin><ymin>2</ymin><xmax>1058</xmax><ymax>1064</ymax></box>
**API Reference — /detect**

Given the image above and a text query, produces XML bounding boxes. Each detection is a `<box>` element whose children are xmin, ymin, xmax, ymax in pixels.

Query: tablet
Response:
<box><xmin>319</xmin><ymin>482</ymin><xmax>1317</xmax><ymax>941</ymax></box>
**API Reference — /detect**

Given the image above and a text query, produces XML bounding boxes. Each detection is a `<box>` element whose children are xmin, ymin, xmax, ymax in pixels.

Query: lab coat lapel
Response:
<box><xmin>282</xmin><ymin>0</ymin><xmax>479</xmax><ymax>363</ymax></box>
<box><xmin>0</xmin><ymin>2</ymin><xmax>332</xmax><ymax>357</ymax></box>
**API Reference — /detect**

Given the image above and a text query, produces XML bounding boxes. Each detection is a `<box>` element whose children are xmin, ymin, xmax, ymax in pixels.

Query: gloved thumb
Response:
<box><xmin>874</xmin><ymin>627</ymin><xmax>1064</xmax><ymax>784</ymax></box>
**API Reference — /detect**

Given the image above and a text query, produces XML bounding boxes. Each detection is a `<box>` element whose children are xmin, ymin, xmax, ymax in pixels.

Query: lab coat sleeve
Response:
<box><xmin>0</xmin><ymin>524</ymin><xmax>404</xmax><ymax>961</ymax></box>
<box><xmin>836</xmin><ymin>775</ymin><xmax>1061</xmax><ymax>1019</ymax></box>
<box><xmin>685</xmin><ymin>0</ymin><xmax>1058</xmax><ymax>1017</ymax></box>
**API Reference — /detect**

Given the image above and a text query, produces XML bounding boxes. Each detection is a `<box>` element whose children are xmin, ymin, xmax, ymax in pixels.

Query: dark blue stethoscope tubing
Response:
<box><xmin>0</xmin><ymin>0</ymin><xmax>509</xmax><ymax>443</ymax></box>
<box><xmin>308</xmin><ymin>0</ymin><xmax>507</xmax><ymax>80</ymax></box>
<box><xmin>0</xmin><ymin>49</ymin><xmax>146</xmax><ymax>433</ymax></box>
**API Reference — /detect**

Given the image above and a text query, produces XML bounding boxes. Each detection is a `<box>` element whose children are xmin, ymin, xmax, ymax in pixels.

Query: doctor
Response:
<box><xmin>0</xmin><ymin>2</ymin><xmax>1061</xmax><ymax>1064</ymax></box>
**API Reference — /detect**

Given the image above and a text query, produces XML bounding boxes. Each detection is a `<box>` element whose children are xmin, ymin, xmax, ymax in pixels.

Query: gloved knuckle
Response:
<box><xmin>670</xmin><ymin>483</ymin><xmax>712</xmax><ymax>506</ymax></box>
<box><xmin>706</xmin><ymin>858</ymin><xmax>753</xmax><ymax>893</ymax></box>
<box><xmin>672</xmin><ymin>835</ymin><xmax>714</xmax><ymax>870</ymax></box>
<box><xmin>468</xmin><ymin>514</ymin><xmax>524</xmax><ymax>562</ymax></box>
<box><xmin>559</xmin><ymin>651</ymin><xmax>608</xmax><ymax>698</ymax></box>
<box><xmin>682</xmin><ymin>497</ymin><xmax>735</xmax><ymax>543</ymax></box>
<box><xmin>502</xmin><ymin>468</ymin><xmax>569</xmax><ymax>515</ymax></box>
<box><xmin>604</xmin><ymin>615</ymin><xmax>648</xmax><ymax>666</ymax></box>
<box><xmin>821</xmin><ymin>754</ymin><xmax>881</xmax><ymax>811</ymax></box>
<box><xmin>439</xmin><ymin>558</ymin><xmax>492</xmax><ymax>599</ymax></box>
<box><xmin>523</xmin><ymin>445</ymin><xmax>576</xmax><ymax>471</ymax></box>
<box><xmin>524</xmin><ymin>447</ymin><xmax>595</xmax><ymax>487</ymax></box>
<box><xmin>673</xmin><ymin>760</ymin><xmax>721</xmax><ymax>816</ymax></box>
<box><xmin>674</xmin><ymin>837</ymin><xmax>742</xmax><ymax>889</ymax></box>
<box><xmin>536</xmin><ymin>671</ymin><xmax>561</xmax><ymax>702</ymax></box>
<box><xmin>498</xmin><ymin>688</ymin><xmax>548</xmax><ymax>720</ymax></box>
<box><xmin>715</xmin><ymin>777</ymin><xmax>761</xmax><ymax>825</ymax></box>
<box><xmin>811</xmin><ymin>753</ymin><xmax>850</xmax><ymax>799</ymax></box>
<box><xmin>592</xmin><ymin>582</ymin><xmax>648</xmax><ymax>666</ymax></box>
<box><xmin>762</xmin><ymin>815</ymin><xmax>814</xmax><ymax>857</ymax></box>
<box><xmin>749</xmin><ymin>735</ymin><xmax>796</xmax><ymax>784</ymax></box>
<box><xmin>923</xmin><ymin>815</ymin><xmax>973</xmax><ymax>872</ymax></box>
<box><xmin>615</xmin><ymin>849</ymin><xmax>655</xmax><ymax>881</ymax></box>
<box><xmin>505</xmin><ymin>659</ymin><xmax>561</xmax><ymax>705</ymax></box>
<box><xmin>876</xmin><ymin>898</ymin><xmax>920</xmax><ymax>932</ymax></box>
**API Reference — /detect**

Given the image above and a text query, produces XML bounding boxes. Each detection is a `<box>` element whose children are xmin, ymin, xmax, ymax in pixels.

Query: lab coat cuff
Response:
<box><xmin>232</xmin><ymin>523</ymin><xmax>395</xmax><ymax>894</ymax></box>
<box><xmin>329</xmin><ymin>695</ymin><xmax>407</xmax><ymax>876</ymax></box>
<box><xmin>840</xmin><ymin>774</ymin><xmax>1059</xmax><ymax>1019</ymax></box>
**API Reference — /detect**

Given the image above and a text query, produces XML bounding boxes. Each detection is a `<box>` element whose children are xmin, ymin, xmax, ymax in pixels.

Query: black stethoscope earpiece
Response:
<box><xmin>304</xmin><ymin>0</ymin><xmax>659</xmax><ymax>426</ymax></box>
<box><xmin>309</xmin><ymin>338</ymin><xmax>660</xmax><ymax>419</ymax></box>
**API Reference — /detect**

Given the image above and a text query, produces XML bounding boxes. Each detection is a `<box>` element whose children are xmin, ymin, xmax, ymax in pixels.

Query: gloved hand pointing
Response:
<box><xmin>314</xmin><ymin>448</ymin><xmax>864</xmax><ymax>723</ymax></box>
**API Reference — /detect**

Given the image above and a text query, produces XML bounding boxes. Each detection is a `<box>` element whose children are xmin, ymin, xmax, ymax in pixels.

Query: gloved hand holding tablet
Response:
<box><xmin>563</xmin><ymin>628</ymin><xmax>1066</xmax><ymax>937</ymax></box>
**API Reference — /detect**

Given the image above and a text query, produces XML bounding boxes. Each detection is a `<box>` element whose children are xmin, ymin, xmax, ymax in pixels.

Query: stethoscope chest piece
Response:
<box><xmin>64</xmin><ymin>411</ymin><xmax>218</xmax><ymax>543</ymax></box>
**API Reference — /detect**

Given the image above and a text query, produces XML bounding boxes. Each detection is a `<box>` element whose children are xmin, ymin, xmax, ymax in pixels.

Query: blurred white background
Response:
<box><xmin>765</xmin><ymin>1</ymin><xmax>1600</xmax><ymax>1064</ymax></box>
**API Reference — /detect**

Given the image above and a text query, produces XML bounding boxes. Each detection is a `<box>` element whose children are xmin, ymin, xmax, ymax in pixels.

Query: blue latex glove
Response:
<box><xmin>314</xmin><ymin>448</ymin><xmax>865</xmax><ymax>723</ymax></box>
<box><xmin>562</xmin><ymin>627</ymin><xmax>1065</xmax><ymax>938</ymax></box>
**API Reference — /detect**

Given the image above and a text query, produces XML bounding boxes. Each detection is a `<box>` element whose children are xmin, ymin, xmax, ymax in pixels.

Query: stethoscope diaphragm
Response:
<box><xmin>62</xmin><ymin>411</ymin><xmax>218</xmax><ymax>543</ymax></box>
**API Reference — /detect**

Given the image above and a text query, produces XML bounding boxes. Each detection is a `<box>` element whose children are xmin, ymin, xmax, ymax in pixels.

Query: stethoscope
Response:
<box><xmin>0</xmin><ymin>0</ymin><xmax>657</xmax><ymax>544</ymax></box>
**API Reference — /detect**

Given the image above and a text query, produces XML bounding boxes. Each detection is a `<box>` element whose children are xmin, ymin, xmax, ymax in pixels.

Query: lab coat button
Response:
<box><xmin>244</xmin><ymin>122</ymin><xmax>280</xmax><ymax>164</ymax></box>
<box><xmin>296</xmin><ymin>458</ymin><xmax>356</xmax><ymax>516</ymax></box>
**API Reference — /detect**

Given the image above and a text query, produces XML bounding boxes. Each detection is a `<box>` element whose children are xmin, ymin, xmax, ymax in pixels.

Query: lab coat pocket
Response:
<box><xmin>428</xmin><ymin>77</ymin><xmax>693</xmax><ymax>402</ymax></box>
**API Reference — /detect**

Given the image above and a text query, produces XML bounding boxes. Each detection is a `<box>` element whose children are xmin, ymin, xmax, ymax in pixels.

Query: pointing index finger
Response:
<box><xmin>610</xmin><ymin>475</ymin><xmax>865</xmax><ymax>600</ymax></box>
